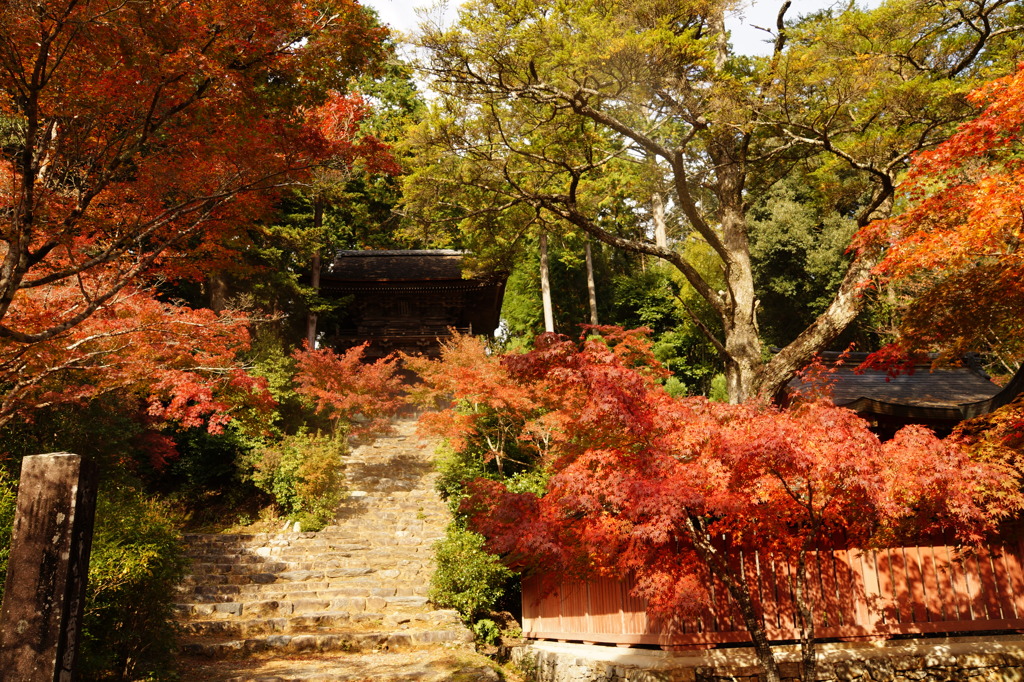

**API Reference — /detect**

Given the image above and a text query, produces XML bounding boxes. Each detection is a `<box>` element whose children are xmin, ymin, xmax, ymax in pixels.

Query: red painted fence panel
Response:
<box><xmin>521</xmin><ymin>541</ymin><xmax>1024</xmax><ymax>649</ymax></box>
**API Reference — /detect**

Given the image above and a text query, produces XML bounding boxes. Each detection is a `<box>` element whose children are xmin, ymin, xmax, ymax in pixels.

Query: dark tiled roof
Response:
<box><xmin>962</xmin><ymin>364</ymin><xmax>1024</xmax><ymax>418</ymax></box>
<box><xmin>325</xmin><ymin>250</ymin><xmax>466</xmax><ymax>282</ymax></box>
<box><xmin>828</xmin><ymin>366</ymin><xmax>999</xmax><ymax>409</ymax></box>
<box><xmin>788</xmin><ymin>353</ymin><xmax>1003</xmax><ymax>420</ymax></box>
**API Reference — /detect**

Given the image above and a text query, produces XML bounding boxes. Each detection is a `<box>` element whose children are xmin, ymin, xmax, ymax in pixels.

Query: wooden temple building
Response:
<box><xmin>785</xmin><ymin>352</ymin><xmax>1024</xmax><ymax>439</ymax></box>
<box><xmin>316</xmin><ymin>250</ymin><xmax>507</xmax><ymax>359</ymax></box>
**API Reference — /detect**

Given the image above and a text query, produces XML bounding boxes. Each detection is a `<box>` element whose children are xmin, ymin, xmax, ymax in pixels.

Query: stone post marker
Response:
<box><xmin>0</xmin><ymin>454</ymin><xmax>98</xmax><ymax>681</ymax></box>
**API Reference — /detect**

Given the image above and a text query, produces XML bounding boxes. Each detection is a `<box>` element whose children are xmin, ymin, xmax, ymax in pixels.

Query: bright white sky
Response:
<box><xmin>362</xmin><ymin>0</ymin><xmax>881</xmax><ymax>57</ymax></box>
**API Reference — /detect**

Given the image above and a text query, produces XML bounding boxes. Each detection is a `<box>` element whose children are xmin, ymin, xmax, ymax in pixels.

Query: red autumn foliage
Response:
<box><xmin>423</xmin><ymin>329</ymin><xmax>1022</xmax><ymax>681</ymax></box>
<box><xmin>855</xmin><ymin>342</ymin><xmax>920</xmax><ymax>379</ymax></box>
<box><xmin>406</xmin><ymin>328</ymin><xmax>667</xmax><ymax>472</ymax></box>
<box><xmin>0</xmin><ymin>0</ymin><xmax>399</xmax><ymax>449</ymax></box>
<box><xmin>0</xmin><ymin>285</ymin><xmax>272</xmax><ymax>433</ymax></box>
<box><xmin>853</xmin><ymin>63</ymin><xmax>1024</xmax><ymax>365</ymax></box>
<box><xmin>0</xmin><ymin>0</ymin><xmax>390</xmax><ymax>345</ymax></box>
<box><xmin>291</xmin><ymin>343</ymin><xmax>405</xmax><ymax>441</ymax></box>
<box><xmin>851</xmin><ymin>63</ymin><xmax>1024</xmax><ymax>472</ymax></box>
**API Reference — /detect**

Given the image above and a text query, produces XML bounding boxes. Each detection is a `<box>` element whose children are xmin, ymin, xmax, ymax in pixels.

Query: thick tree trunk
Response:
<box><xmin>306</xmin><ymin>201</ymin><xmax>324</xmax><ymax>348</ymax></box>
<box><xmin>540</xmin><ymin>231</ymin><xmax>555</xmax><ymax>333</ymax></box>
<box><xmin>713</xmin><ymin>164</ymin><xmax>763</xmax><ymax>404</ymax></box>
<box><xmin>585</xmin><ymin>241</ymin><xmax>598</xmax><ymax>326</ymax></box>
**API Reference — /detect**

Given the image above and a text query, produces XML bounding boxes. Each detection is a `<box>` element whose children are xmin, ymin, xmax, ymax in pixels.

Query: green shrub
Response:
<box><xmin>161</xmin><ymin>424</ymin><xmax>255</xmax><ymax>501</ymax></box>
<box><xmin>247</xmin><ymin>433</ymin><xmax>346</xmax><ymax>529</ymax></box>
<box><xmin>429</xmin><ymin>525</ymin><xmax>515</xmax><ymax>623</ymax></box>
<box><xmin>80</xmin><ymin>481</ymin><xmax>189</xmax><ymax>681</ymax></box>
<box><xmin>0</xmin><ymin>465</ymin><xmax>18</xmax><ymax>602</ymax></box>
<box><xmin>471</xmin><ymin>618</ymin><xmax>501</xmax><ymax>645</ymax></box>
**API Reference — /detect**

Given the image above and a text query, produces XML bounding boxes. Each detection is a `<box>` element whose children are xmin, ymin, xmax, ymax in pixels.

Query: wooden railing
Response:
<box><xmin>521</xmin><ymin>541</ymin><xmax>1024</xmax><ymax>649</ymax></box>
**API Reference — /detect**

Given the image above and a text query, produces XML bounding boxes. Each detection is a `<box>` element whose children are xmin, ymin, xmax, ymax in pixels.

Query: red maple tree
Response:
<box><xmin>853</xmin><ymin>62</ymin><xmax>1024</xmax><ymax>472</ymax></box>
<box><xmin>292</xmin><ymin>343</ymin><xmax>405</xmax><ymax>441</ymax></box>
<box><xmin>0</xmin><ymin>0</ymin><xmax>398</xmax><ymax>445</ymax></box>
<box><xmin>418</xmin><ymin>330</ymin><xmax>1022</xmax><ymax>682</ymax></box>
<box><xmin>854</xmin><ymin>62</ymin><xmax>1024</xmax><ymax>368</ymax></box>
<box><xmin>0</xmin><ymin>0</ymin><xmax>387</xmax><ymax>342</ymax></box>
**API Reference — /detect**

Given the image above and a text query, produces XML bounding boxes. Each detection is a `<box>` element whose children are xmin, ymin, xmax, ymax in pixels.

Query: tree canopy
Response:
<box><xmin>403</xmin><ymin>0</ymin><xmax>1024</xmax><ymax>401</ymax></box>
<box><xmin>0</xmin><ymin>0</ymin><xmax>386</xmax><ymax>343</ymax></box>
<box><xmin>0</xmin><ymin>0</ymin><xmax>398</xmax><ymax>428</ymax></box>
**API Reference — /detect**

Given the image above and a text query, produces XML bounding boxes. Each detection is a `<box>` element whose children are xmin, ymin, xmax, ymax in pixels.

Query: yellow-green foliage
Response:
<box><xmin>81</xmin><ymin>482</ymin><xmax>189</xmax><ymax>681</ymax></box>
<box><xmin>430</xmin><ymin>526</ymin><xmax>514</xmax><ymax>623</ymax></box>
<box><xmin>247</xmin><ymin>434</ymin><xmax>347</xmax><ymax>530</ymax></box>
<box><xmin>0</xmin><ymin>467</ymin><xmax>17</xmax><ymax>602</ymax></box>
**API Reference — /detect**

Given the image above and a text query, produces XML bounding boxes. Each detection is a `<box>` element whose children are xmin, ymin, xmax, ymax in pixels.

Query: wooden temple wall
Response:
<box><xmin>521</xmin><ymin>541</ymin><xmax>1024</xmax><ymax>649</ymax></box>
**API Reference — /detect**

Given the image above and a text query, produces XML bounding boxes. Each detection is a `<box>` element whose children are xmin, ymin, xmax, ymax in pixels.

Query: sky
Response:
<box><xmin>362</xmin><ymin>0</ymin><xmax>874</xmax><ymax>57</ymax></box>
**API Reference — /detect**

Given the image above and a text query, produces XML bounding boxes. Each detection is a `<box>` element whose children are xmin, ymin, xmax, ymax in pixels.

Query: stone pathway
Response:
<box><xmin>175</xmin><ymin>419</ymin><xmax>506</xmax><ymax>681</ymax></box>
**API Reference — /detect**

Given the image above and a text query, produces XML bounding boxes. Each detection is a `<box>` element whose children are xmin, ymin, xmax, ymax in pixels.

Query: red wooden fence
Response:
<box><xmin>521</xmin><ymin>541</ymin><xmax>1024</xmax><ymax>649</ymax></box>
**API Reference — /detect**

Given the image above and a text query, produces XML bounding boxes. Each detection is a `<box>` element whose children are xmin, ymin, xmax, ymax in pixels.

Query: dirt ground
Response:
<box><xmin>177</xmin><ymin>644</ymin><xmax>527</xmax><ymax>682</ymax></box>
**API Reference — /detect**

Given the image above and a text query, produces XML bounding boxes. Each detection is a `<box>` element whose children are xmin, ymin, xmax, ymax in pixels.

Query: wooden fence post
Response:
<box><xmin>0</xmin><ymin>454</ymin><xmax>98</xmax><ymax>682</ymax></box>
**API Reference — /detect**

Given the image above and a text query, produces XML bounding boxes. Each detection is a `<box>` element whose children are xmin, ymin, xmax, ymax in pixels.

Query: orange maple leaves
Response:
<box><xmin>0</xmin><ymin>285</ymin><xmax>270</xmax><ymax>431</ymax></box>
<box><xmin>854</xmin><ymin>62</ymin><xmax>1024</xmax><ymax>362</ymax></box>
<box><xmin>0</xmin><ymin>0</ymin><xmax>396</xmax><ymax>442</ymax></box>
<box><xmin>291</xmin><ymin>342</ymin><xmax>405</xmax><ymax>442</ymax></box>
<box><xmin>419</xmin><ymin>330</ymin><xmax>1021</xmax><ymax>622</ymax></box>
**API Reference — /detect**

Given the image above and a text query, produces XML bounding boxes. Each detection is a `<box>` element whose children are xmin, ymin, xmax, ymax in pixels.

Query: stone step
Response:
<box><xmin>184</xmin><ymin>563</ymin><xmax>429</xmax><ymax>581</ymax></box>
<box><xmin>185</xmin><ymin>542</ymin><xmax>436</xmax><ymax>558</ymax></box>
<box><xmin>183</xmin><ymin>533</ymin><xmax>445</xmax><ymax>555</ymax></box>
<box><xmin>176</xmin><ymin>595</ymin><xmax>433</xmax><ymax>620</ymax></box>
<box><xmin>182</xmin><ymin>563</ymin><xmax>433</xmax><ymax>585</ymax></box>
<box><xmin>183</xmin><ymin>554</ymin><xmax>436</xmax><ymax>571</ymax></box>
<box><xmin>180</xmin><ymin>565</ymin><xmax>430</xmax><ymax>587</ymax></box>
<box><xmin>178</xmin><ymin>582</ymin><xmax>430</xmax><ymax>604</ymax></box>
<box><xmin>181</xmin><ymin>649</ymin><xmax>501</xmax><ymax>682</ymax></box>
<box><xmin>181</xmin><ymin>628</ymin><xmax>472</xmax><ymax>659</ymax></box>
<box><xmin>180</xmin><ymin>608</ymin><xmax>462</xmax><ymax>638</ymax></box>
<box><xmin>184</xmin><ymin>555</ymin><xmax>438</xmax><ymax>573</ymax></box>
<box><xmin>189</xmin><ymin>542</ymin><xmax>439</xmax><ymax>563</ymax></box>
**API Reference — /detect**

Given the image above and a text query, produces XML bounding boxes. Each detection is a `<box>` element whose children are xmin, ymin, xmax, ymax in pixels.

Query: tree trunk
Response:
<box><xmin>685</xmin><ymin>517</ymin><xmax>783</xmax><ymax>682</ymax></box>
<box><xmin>208</xmin><ymin>272</ymin><xmax>228</xmax><ymax>313</ymax></box>
<box><xmin>540</xmin><ymin>231</ymin><xmax>555</xmax><ymax>333</ymax></box>
<box><xmin>793</xmin><ymin>550</ymin><xmax>819</xmax><ymax>682</ymax></box>
<box><xmin>306</xmin><ymin>200</ymin><xmax>324</xmax><ymax>348</ymax></box>
<box><xmin>713</xmin><ymin>165</ymin><xmax>763</xmax><ymax>404</ymax></box>
<box><xmin>652</xmin><ymin>191</ymin><xmax>668</xmax><ymax>249</ymax></box>
<box><xmin>585</xmin><ymin>241</ymin><xmax>598</xmax><ymax>326</ymax></box>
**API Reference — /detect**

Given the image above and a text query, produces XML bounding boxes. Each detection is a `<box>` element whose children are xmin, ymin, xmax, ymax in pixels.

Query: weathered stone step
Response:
<box><xmin>176</xmin><ymin>595</ymin><xmax>432</xmax><ymax>620</ymax></box>
<box><xmin>185</xmin><ymin>544</ymin><xmax>375</xmax><ymax>558</ymax></box>
<box><xmin>184</xmin><ymin>535</ymin><xmax>442</xmax><ymax>554</ymax></box>
<box><xmin>180</xmin><ymin>608</ymin><xmax>462</xmax><ymax>638</ymax></box>
<box><xmin>194</xmin><ymin>650</ymin><xmax>501</xmax><ymax>682</ymax></box>
<box><xmin>179</xmin><ymin>582</ymin><xmax>430</xmax><ymax>604</ymax></box>
<box><xmin>181</xmin><ymin>567</ymin><xmax>432</xmax><ymax>588</ymax></box>
<box><xmin>181</xmin><ymin>628</ymin><xmax>472</xmax><ymax>659</ymax></box>
<box><xmin>186</xmin><ymin>541</ymin><xmax>439</xmax><ymax>560</ymax></box>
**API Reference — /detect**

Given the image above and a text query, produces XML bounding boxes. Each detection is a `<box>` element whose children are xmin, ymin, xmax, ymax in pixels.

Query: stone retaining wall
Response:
<box><xmin>510</xmin><ymin>636</ymin><xmax>1024</xmax><ymax>682</ymax></box>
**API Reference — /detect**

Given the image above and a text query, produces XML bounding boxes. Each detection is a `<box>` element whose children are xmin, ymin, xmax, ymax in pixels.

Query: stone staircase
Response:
<box><xmin>174</xmin><ymin>419</ymin><xmax>479</xmax><ymax>679</ymax></box>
